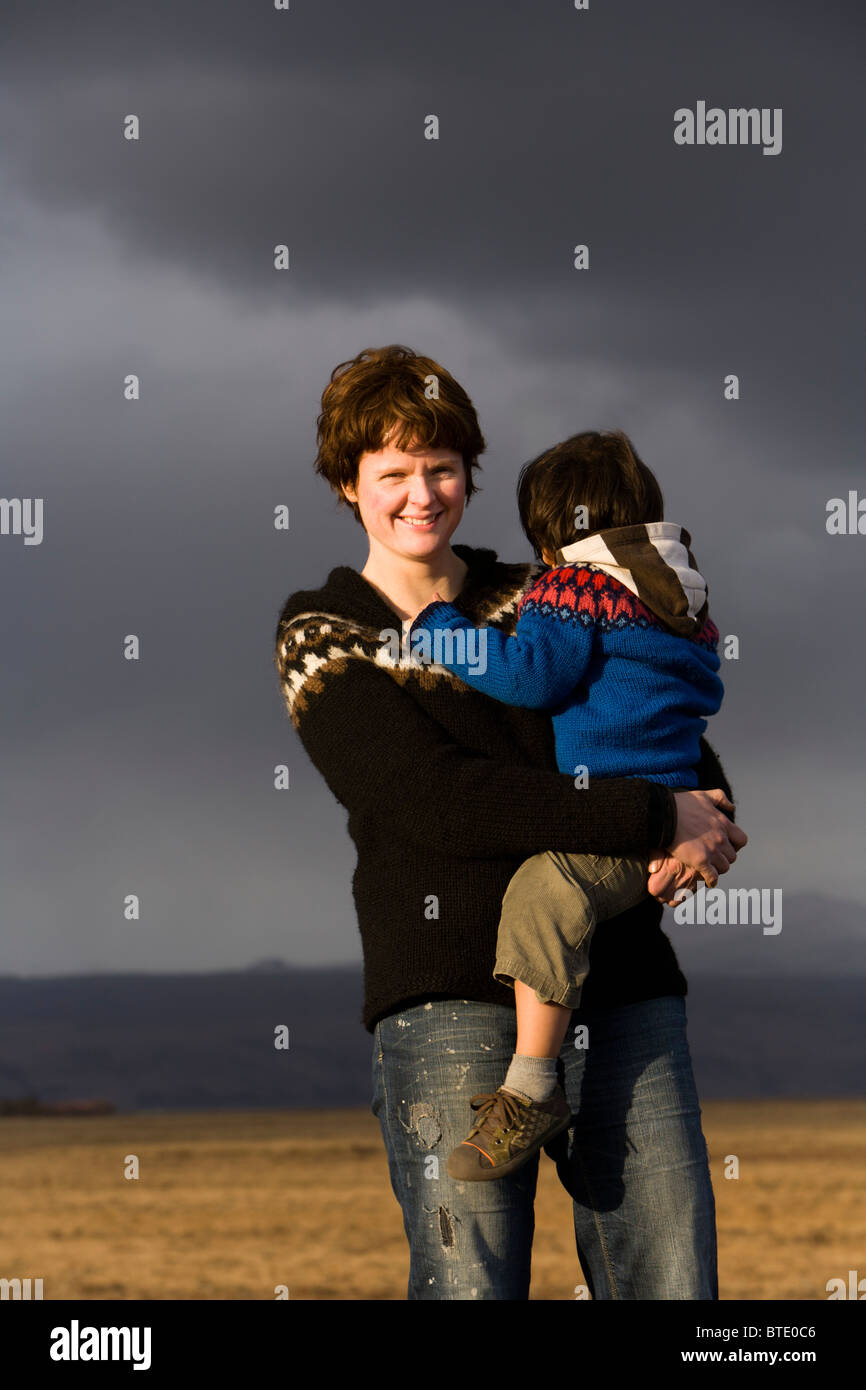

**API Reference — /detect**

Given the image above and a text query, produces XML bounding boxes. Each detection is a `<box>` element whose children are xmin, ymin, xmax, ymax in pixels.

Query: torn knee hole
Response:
<box><xmin>407</xmin><ymin>1102</ymin><xmax>442</xmax><ymax>1149</ymax></box>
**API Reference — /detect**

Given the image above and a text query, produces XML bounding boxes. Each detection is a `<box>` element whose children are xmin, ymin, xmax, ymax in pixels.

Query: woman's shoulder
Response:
<box><xmin>273</xmin><ymin>563</ymin><xmax>386</xmax><ymax>667</ymax></box>
<box><xmin>274</xmin><ymin>564</ymin><xmax>356</xmax><ymax>632</ymax></box>
<box><xmin>273</xmin><ymin>566</ymin><xmax>404</xmax><ymax>728</ymax></box>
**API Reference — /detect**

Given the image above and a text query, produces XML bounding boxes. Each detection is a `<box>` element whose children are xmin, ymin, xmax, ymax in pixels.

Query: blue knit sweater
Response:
<box><xmin>408</xmin><ymin>522</ymin><xmax>724</xmax><ymax>788</ymax></box>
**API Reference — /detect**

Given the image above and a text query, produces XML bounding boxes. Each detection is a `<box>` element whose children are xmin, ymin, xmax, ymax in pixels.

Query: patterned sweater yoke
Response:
<box><xmin>274</xmin><ymin>548</ymin><xmax>544</xmax><ymax>728</ymax></box>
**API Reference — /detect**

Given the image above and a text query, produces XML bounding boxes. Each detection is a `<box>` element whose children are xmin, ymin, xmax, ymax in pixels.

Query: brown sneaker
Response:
<box><xmin>446</xmin><ymin>1084</ymin><xmax>571</xmax><ymax>1181</ymax></box>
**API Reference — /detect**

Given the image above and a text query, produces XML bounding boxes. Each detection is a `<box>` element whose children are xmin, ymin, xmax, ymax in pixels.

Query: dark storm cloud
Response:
<box><xmin>0</xmin><ymin>0</ymin><xmax>860</xmax><ymax>457</ymax></box>
<box><xmin>1</xmin><ymin>2</ymin><xmax>860</xmax><ymax>313</ymax></box>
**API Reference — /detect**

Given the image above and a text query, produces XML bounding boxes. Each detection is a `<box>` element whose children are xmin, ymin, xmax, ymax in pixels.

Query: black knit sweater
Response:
<box><xmin>274</xmin><ymin>544</ymin><xmax>733</xmax><ymax>1033</ymax></box>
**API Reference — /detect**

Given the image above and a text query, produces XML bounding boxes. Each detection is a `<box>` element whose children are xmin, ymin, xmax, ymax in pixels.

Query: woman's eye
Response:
<box><xmin>379</xmin><ymin>466</ymin><xmax>454</xmax><ymax>479</ymax></box>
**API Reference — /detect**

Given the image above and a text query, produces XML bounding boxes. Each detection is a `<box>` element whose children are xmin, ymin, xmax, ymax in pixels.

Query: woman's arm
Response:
<box><xmin>695</xmin><ymin>737</ymin><xmax>732</xmax><ymax>803</ymax></box>
<box><xmin>284</xmin><ymin>656</ymin><xmax>741</xmax><ymax>865</ymax></box>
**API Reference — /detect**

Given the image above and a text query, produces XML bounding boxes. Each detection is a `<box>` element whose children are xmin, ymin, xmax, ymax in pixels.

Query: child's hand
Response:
<box><xmin>647</xmin><ymin>855</ymin><xmax>699</xmax><ymax>906</ymax></box>
<box><xmin>409</xmin><ymin>591</ymin><xmax>445</xmax><ymax>624</ymax></box>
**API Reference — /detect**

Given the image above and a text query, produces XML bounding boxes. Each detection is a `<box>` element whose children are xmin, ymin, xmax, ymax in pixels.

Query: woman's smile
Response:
<box><xmin>396</xmin><ymin>511</ymin><xmax>443</xmax><ymax>530</ymax></box>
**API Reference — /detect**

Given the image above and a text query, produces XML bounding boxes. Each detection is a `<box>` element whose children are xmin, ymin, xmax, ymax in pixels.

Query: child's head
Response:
<box><xmin>516</xmin><ymin>429</ymin><xmax>665</xmax><ymax>563</ymax></box>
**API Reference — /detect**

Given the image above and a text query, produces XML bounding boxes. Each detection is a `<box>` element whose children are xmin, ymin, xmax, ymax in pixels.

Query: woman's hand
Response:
<box><xmin>666</xmin><ymin>788</ymin><xmax>747</xmax><ymax>887</ymax></box>
<box><xmin>647</xmin><ymin>855</ymin><xmax>699</xmax><ymax>905</ymax></box>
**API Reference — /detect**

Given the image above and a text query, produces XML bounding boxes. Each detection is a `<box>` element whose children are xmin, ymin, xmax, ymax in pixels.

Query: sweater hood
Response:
<box><xmin>556</xmin><ymin>522</ymin><xmax>709</xmax><ymax>637</ymax></box>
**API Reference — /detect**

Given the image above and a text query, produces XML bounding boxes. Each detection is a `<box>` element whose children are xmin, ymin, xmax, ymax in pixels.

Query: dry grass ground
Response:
<box><xmin>1</xmin><ymin>1100</ymin><xmax>863</xmax><ymax>1300</ymax></box>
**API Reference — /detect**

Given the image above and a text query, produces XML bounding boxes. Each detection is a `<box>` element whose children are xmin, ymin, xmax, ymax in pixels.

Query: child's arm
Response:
<box><xmin>407</xmin><ymin>584</ymin><xmax>593</xmax><ymax>710</ymax></box>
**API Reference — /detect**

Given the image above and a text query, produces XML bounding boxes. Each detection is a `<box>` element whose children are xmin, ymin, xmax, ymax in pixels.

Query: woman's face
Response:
<box><xmin>344</xmin><ymin>440</ymin><xmax>467</xmax><ymax>561</ymax></box>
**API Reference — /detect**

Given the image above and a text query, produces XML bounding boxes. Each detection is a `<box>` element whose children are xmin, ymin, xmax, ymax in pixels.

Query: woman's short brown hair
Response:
<box><xmin>314</xmin><ymin>345</ymin><xmax>485</xmax><ymax>522</ymax></box>
<box><xmin>516</xmin><ymin>429</ymin><xmax>665</xmax><ymax>560</ymax></box>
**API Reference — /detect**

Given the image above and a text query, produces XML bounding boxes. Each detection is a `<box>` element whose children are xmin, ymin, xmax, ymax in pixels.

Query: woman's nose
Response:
<box><xmin>406</xmin><ymin>476</ymin><xmax>437</xmax><ymax>506</ymax></box>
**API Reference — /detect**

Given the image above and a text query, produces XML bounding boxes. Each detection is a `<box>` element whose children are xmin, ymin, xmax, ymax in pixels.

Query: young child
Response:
<box><xmin>407</xmin><ymin>429</ymin><xmax>725</xmax><ymax>1180</ymax></box>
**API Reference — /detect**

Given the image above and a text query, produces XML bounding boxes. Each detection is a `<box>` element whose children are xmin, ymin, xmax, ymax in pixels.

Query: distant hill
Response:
<box><xmin>0</xmin><ymin>960</ymin><xmax>862</xmax><ymax>1110</ymax></box>
<box><xmin>0</xmin><ymin>967</ymin><xmax>368</xmax><ymax>1112</ymax></box>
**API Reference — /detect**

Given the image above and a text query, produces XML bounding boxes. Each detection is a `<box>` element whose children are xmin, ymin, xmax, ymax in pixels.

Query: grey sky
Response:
<box><xmin>1</xmin><ymin>0</ymin><xmax>863</xmax><ymax>974</ymax></box>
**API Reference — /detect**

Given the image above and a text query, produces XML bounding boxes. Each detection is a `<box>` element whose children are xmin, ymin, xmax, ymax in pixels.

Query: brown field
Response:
<box><xmin>1</xmin><ymin>1100</ymin><xmax>863</xmax><ymax>1300</ymax></box>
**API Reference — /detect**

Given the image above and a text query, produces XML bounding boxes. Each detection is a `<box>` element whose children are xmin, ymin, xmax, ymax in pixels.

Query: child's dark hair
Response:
<box><xmin>516</xmin><ymin>429</ymin><xmax>665</xmax><ymax>561</ymax></box>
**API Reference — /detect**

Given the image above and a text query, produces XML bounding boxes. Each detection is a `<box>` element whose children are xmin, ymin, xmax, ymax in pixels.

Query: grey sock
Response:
<box><xmin>502</xmin><ymin>1052</ymin><xmax>558</xmax><ymax>1103</ymax></box>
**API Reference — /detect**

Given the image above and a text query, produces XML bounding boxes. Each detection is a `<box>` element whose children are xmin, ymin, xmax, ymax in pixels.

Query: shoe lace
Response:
<box><xmin>467</xmin><ymin>1089</ymin><xmax>523</xmax><ymax>1138</ymax></box>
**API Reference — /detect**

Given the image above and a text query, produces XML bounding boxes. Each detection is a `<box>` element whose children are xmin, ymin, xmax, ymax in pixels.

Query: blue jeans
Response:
<box><xmin>371</xmin><ymin>994</ymin><xmax>718</xmax><ymax>1300</ymax></box>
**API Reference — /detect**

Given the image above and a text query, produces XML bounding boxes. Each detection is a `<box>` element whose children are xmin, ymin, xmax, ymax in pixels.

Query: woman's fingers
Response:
<box><xmin>704</xmin><ymin>789</ymin><xmax>749</xmax><ymax>849</ymax></box>
<box><xmin>669</xmin><ymin>788</ymin><xmax>748</xmax><ymax>881</ymax></box>
<box><xmin>653</xmin><ymin>784</ymin><xmax>750</xmax><ymax>902</ymax></box>
<box><xmin>647</xmin><ymin>855</ymin><xmax>700</xmax><ymax>904</ymax></box>
<box><xmin>648</xmin><ymin>874</ymin><xmax>682</xmax><ymax>905</ymax></box>
<box><xmin>647</xmin><ymin>861</ymin><xmax>680</xmax><ymax>901</ymax></box>
<box><xmin>714</xmin><ymin>842</ymin><xmax>739</xmax><ymax>869</ymax></box>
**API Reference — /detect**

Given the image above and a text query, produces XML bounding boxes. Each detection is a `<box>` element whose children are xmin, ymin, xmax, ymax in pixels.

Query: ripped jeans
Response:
<box><xmin>371</xmin><ymin>995</ymin><xmax>717</xmax><ymax>1300</ymax></box>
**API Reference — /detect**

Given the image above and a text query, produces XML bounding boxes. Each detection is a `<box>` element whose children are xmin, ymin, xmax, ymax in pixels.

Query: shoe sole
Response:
<box><xmin>446</xmin><ymin>1110</ymin><xmax>572</xmax><ymax>1182</ymax></box>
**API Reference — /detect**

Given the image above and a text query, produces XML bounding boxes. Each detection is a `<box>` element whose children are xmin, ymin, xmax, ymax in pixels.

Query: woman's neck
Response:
<box><xmin>359</xmin><ymin>546</ymin><xmax>469</xmax><ymax>623</ymax></box>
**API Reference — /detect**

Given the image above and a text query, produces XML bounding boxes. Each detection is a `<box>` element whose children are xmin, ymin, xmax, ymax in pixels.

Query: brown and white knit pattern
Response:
<box><xmin>274</xmin><ymin>561</ymin><xmax>544</xmax><ymax>729</ymax></box>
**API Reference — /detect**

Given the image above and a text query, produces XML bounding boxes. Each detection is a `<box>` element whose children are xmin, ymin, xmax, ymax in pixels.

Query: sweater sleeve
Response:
<box><xmin>695</xmin><ymin>737</ymin><xmax>735</xmax><ymax>810</ymax></box>
<box><xmin>407</xmin><ymin>598</ymin><xmax>590</xmax><ymax>709</ymax></box>
<box><xmin>286</xmin><ymin>656</ymin><xmax>674</xmax><ymax>860</ymax></box>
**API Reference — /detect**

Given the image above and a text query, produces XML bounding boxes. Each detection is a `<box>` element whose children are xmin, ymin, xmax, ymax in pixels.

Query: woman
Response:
<box><xmin>274</xmin><ymin>344</ymin><xmax>747</xmax><ymax>1300</ymax></box>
